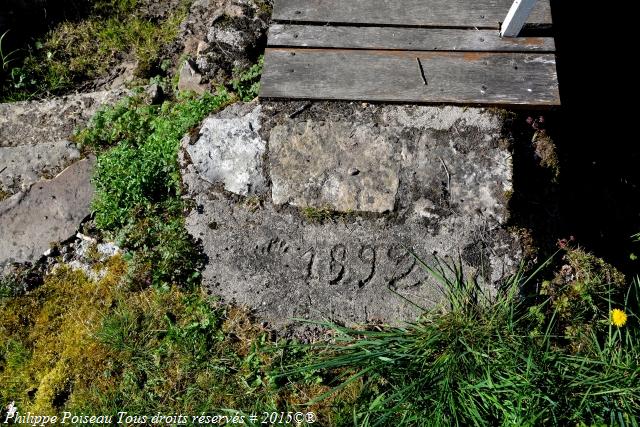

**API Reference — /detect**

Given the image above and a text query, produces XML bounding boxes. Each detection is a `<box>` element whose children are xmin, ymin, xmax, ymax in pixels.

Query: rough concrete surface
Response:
<box><xmin>0</xmin><ymin>157</ymin><xmax>95</xmax><ymax>268</ymax></box>
<box><xmin>182</xmin><ymin>101</ymin><xmax>520</xmax><ymax>329</ymax></box>
<box><xmin>0</xmin><ymin>88</ymin><xmax>128</xmax><ymax>195</ymax></box>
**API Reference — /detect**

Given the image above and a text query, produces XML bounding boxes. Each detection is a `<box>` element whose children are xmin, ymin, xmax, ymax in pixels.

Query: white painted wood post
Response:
<box><xmin>501</xmin><ymin>0</ymin><xmax>538</xmax><ymax>37</ymax></box>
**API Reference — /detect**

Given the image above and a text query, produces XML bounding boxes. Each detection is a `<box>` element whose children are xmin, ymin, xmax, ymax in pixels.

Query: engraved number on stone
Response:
<box><xmin>357</xmin><ymin>245</ymin><xmax>376</xmax><ymax>288</ymax></box>
<box><xmin>386</xmin><ymin>245</ymin><xmax>417</xmax><ymax>289</ymax></box>
<box><xmin>301</xmin><ymin>247</ymin><xmax>315</xmax><ymax>280</ymax></box>
<box><xmin>328</xmin><ymin>244</ymin><xmax>346</xmax><ymax>285</ymax></box>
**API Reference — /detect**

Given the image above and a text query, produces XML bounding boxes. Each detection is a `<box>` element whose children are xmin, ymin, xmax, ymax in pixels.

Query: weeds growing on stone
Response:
<box><xmin>279</xmin><ymin>256</ymin><xmax>640</xmax><ymax>426</ymax></box>
<box><xmin>302</xmin><ymin>206</ymin><xmax>336</xmax><ymax>223</ymax></box>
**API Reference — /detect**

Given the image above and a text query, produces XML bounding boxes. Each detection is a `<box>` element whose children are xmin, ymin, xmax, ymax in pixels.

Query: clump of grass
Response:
<box><xmin>280</xmin><ymin>257</ymin><xmax>640</xmax><ymax>426</ymax></box>
<box><xmin>1</xmin><ymin>0</ymin><xmax>189</xmax><ymax>101</ymax></box>
<box><xmin>0</xmin><ymin>30</ymin><xmax>19</xmax><ymax>71</ymax></box>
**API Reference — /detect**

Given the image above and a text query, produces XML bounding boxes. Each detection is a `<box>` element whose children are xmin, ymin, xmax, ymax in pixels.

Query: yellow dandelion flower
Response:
<box><xmin>610</xmin><ymin>309</ymin><xmax>628</xmax><ymax>327</ymax></box>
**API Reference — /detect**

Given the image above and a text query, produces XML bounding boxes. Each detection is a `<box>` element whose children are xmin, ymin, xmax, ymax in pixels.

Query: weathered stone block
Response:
<box><xmin>270</xmin><ymin>122</ymin><xmax>400</xmax><ymax>213</ymax></box>
<box><xmin>182</xmin><ymin>102</ymin><xmax>520</xmax><ymax>328</ymax></box>
<box><xmin>0</xmin><ymin>88</ymin><xmax>128</xmax><ymax>195</ymax></box>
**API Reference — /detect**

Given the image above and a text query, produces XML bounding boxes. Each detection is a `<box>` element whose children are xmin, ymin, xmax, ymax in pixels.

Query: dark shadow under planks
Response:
<box><xmin>272</xmin><ymin>0</ymin><xmax>552</xmax><ymax>28</ymax></box>
<box><xmin>268</xmin><ymin>24</ymin><xmax>556</xmax><ymax>52</ymax></box>
<box><xmin>260</xmin><ymin>48</ymin><xmax>560</xmax><ymax>106</ymax></box>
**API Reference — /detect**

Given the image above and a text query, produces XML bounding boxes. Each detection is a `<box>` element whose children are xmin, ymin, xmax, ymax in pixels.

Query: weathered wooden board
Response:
<box><xmin>268</xmin><ymin>24</ymin><xmax>555</xmax><ymax>52</ymax></box>
<box><xmin>260</xmin><ymin>48</ymin><xmax>559</xmax><ymax>106</ymax></box>
<box><xmin>272</xmin><ymin>0</ymin><xmax>552</xmax><ymax>28</ymax></box>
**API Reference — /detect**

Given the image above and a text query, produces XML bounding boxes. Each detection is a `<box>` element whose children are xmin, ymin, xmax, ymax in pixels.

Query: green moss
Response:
<box><xmin>250</xmin><ymin>0</ymin><xmax>273</xmax><ymax>14</ymax></box>
<box><xmin>302</xmin><ymin>206</ymin><xmax>335</xmax><ymax>223</ymax></box>
<box><xmin>244</xmin><ymin>196</ymin><xmax>262</xmax><ymax>212</ymax></box>
<box><xmin>0</xmin><ymin>260</ymin><xmax>125</xmax><ymax>413</ymax></box>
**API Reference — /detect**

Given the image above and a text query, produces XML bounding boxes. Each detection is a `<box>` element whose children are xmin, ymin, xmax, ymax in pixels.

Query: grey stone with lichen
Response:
<box><xmin>181</xmin><ymin>101</ymin><xmax>521</xmax><ymax>330</ymax></box>
<box><xmin>182</xmin><ymin>102</ymin><xmax>266</xmax><ymax>196</ymax></box>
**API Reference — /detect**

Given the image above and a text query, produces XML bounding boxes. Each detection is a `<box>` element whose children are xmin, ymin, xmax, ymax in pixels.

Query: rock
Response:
<box><xmin>0</xmin><ymin>157</ymin><xmax>96</xmax><ymax>268</ymax></box>
<box><xmin>182</xmin><ymin>102</ymin><xmax>520</xmax><ymax>329</ymax></box>
<box><xmin>0</xmin><ymin>88</ymin><xmax>129</xmax><ymax>148</ymax></box>
<box><xmin>181</xmin><ymin>102</ymin><xmax>266</xmax><ymax>196</ymax></box>
<box><xmin>145</xmin><ymin>83</ymin><xmax>164</xmax><ymax>105</ymax></box>
<box><xmin>269</xmin><ymin>107</ymin><xmax>510</xmax><ymax>220</ymax></box>
<box><xmin>207</xmin><ymin>27</ymin><xmax>250</xmax><ymax>52</ymax></box>
<box><xmin>0</xmin><ymin>88</ymin><xmax>128</xmax><ymax>196</ymax></box>
<box><xmin>0</xmin><ymin>141</ymin><xmax>81</xmax><ymax>193</ymax></box>
<box><xmin>196</xmin><ymin>40</ymin><xmax>210</xmax><ymax>55</ymax></box>
<box><xmin>270</xmin><ymin>121</ymin><xmax>400</xmax><ymax>213</ymax></box>
<box><xmin>177</xmin><ymin>0</ymin><xmax>270</xmax><ymax>83</ymax></box>
<box><xmin>177</xmin><ymin>60</ymin><xmax>207</xmax><ymax>94</ymax></box>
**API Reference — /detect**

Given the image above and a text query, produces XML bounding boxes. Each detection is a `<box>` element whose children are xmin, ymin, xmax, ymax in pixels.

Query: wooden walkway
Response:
<box><xmin>259</xmin><ymin>0</ymin><xmax>560</xmax><ymax>106</ymax></box>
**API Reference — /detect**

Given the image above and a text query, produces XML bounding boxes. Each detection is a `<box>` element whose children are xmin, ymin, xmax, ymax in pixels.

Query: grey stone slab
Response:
<box><xmin>0</xmin><ymin>88</ymin><xmax>128</xmax><ymax>196</ymax></box>
<box><xmin>177</xmin><ymin>60</ymin><xmax>207</xmax><ymax>95</ymax></box>
<box><xmin>270</xmin><ymin>106</ymin><xmax>511</xmax><ymax>222</ymax></box>
<box><xmin>0</xmin><ymin>141</ymin><xmax>81</xmax><ymax>193</ymax></box>
<box><xmin>186</xmin><ymin>198</ymin><xmax>518</xmax><ymax>328</ymax></box>
<box><xmin>182</xmin><ymin>102</ymin><xmax>520</xmax><ymax>328</ymax></box>
<box><xmin>0</xmin><ymin>157</ymin><xmax>95</xmax><ymax>268</ymax></box>
<box><xmin>0</xmin><ymin>88</ymin><xmax>129</xmax><ymax>148</ymax></box>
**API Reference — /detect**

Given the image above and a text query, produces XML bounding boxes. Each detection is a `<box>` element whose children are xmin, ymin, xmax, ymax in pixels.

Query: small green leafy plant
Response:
<box><xmin>76</xmin><ymin>89</ymin><xmax>232</xmax><ymax>289</ymax></box>
<box><xmin>231</xmin><ymin>55</ymin><xmax>264</xmax><ymax>101</ymax></box>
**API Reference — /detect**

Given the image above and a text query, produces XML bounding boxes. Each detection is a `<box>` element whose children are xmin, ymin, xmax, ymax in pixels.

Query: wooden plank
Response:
<box><xmin>268</xmin><ymin>24</ymin><xmax>555</xmax><ymax>52</ymax></box>
<box><xmin>501</xmin><ymin>0</ymin><xmax>539</xmax><ymax>37</ymax></box>
<box><xmin>260</xmin><ymin>48</ymin><xmax>559</xmax><ymax>106</ymax></box>
<box><xmin>272</xmin><ymin>0</ymin><xmax>552</xmax><ymax>29</ymax></box>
